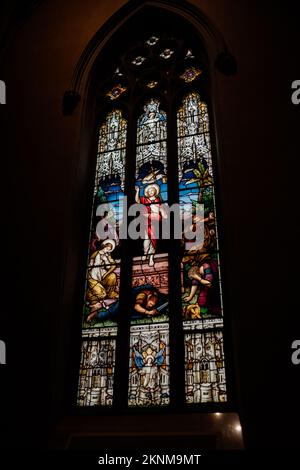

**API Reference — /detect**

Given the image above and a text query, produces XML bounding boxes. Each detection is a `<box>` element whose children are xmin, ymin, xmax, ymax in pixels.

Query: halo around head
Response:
<box><xmin>101</xmin><ymin>239</ymin><xmax>116</xmax><ymax>252</ymax></box>
<box><xmin>144</xmin><ymin>183</ymin><xmax>160</xmax><ymax>198</ymax></box>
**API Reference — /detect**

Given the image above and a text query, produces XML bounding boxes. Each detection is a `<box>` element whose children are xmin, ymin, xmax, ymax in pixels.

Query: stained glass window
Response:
<box><xmin>77</xmin><ymin>32</ymin><xmax>228</xmax><ymax>410</ymax></box>
<box><xmin>77</xmin><ymin>110</ymin><xmax>126</xmax><ymax>406</ymax></box>
<box><xmin>178</xmin><ymin>92</ymin><xmax>226</xmax><ymax>403</ymax></box>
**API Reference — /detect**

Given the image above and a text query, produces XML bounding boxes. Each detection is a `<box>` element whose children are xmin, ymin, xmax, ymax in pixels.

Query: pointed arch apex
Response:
<box><xmin>63</xmin><ymin>0</ymin><xmax>236</xmax><ymax>115</ymax></box>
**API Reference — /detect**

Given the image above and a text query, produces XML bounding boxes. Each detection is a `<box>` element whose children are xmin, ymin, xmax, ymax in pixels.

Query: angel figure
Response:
<box><xmin>132</xmin><ymin>344</ymin><xmax>166</xmax><ymax>403</ymax></box>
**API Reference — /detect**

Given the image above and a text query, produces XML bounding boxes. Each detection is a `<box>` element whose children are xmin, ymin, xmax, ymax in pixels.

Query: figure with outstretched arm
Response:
<box><xmin>135</xmin><ymin>184</ymin><xmax>167</xmax><ymax>266</ymax></box>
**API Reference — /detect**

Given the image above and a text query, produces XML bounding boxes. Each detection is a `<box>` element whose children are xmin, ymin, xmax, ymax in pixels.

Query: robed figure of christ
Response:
<box><xmin>135</xmin><ymin>183</ymin><xmax>167</xmax><ymax>266</ymax></box>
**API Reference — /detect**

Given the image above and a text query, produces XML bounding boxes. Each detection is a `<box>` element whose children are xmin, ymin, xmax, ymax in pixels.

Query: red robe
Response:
<box><xmin>140</xmin><ymin>196</ymin><xmax>161</xmax><ymax>250</ymax></box>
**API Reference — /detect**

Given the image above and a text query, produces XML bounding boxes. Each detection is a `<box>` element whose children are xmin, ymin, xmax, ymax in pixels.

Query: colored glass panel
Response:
<box><xmin>131</xmin><ymin>254</ymin><xmax>169</xmax><ymax>325</ymax></box>
<box><xmin>177</xmin><ymin>93</ymin><xmax>210</xmax><ymax>137</ymax></box>
<box><xmin>77</xmin><ymin>338</ymin><xmax>116</xmax><ymax>406</ymax></box>
<box><xmin>178</xmin><ymin>93</ymin><xmax>227</xmax><ymax>403</ymax></box>
<box><xmin>106</xmin><ymin>84</ymin><xmax>127</xmax><ymax>100</ymax></box>
<box><xmin>180</xmin><ymin>66</ymin><xmax>202</xmax><ymax>83</ymax></box>
<box><xmin>78</xmin><ymin>110</ymin><xmax>127</xmax><ymax>407</ymax></box>
<box><xmin>181</xmin><ymin>252</ymin><xmax>223</xmax><ymax>327</ymax></box>
<box><xmin>83</xmin><ymin>261</ymin><xmax>121</xmax><ymax>328</ymax></box>
<box><xmin>128</xmin><ymin>324</ymin><xmax>170</xmax><ymax>406</ymax></box>
<box><xmin>185</xmin><ymin>330</ymin><xmax>226</xmax><ymax>403</ymax></box>
<box><xmin>129</xmin><ymin>99</ymin><xmax>170</xmax><ymax>406</ymax></box>
<box><xmin>179</xmin><ymin>185</ymin><xmax>218</xmax><ymax>253</ymax></box>
<box><xmin>136</xmin><ymin>99</ymin><xmax>167</xmax><ymax>202</ymax></box>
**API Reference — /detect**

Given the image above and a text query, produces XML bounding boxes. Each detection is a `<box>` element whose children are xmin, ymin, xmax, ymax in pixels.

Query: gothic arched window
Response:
<box><xmin>76</xmin><ymin>13</ymin><xmax>229</xmax><ymax>411</ymax></box>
